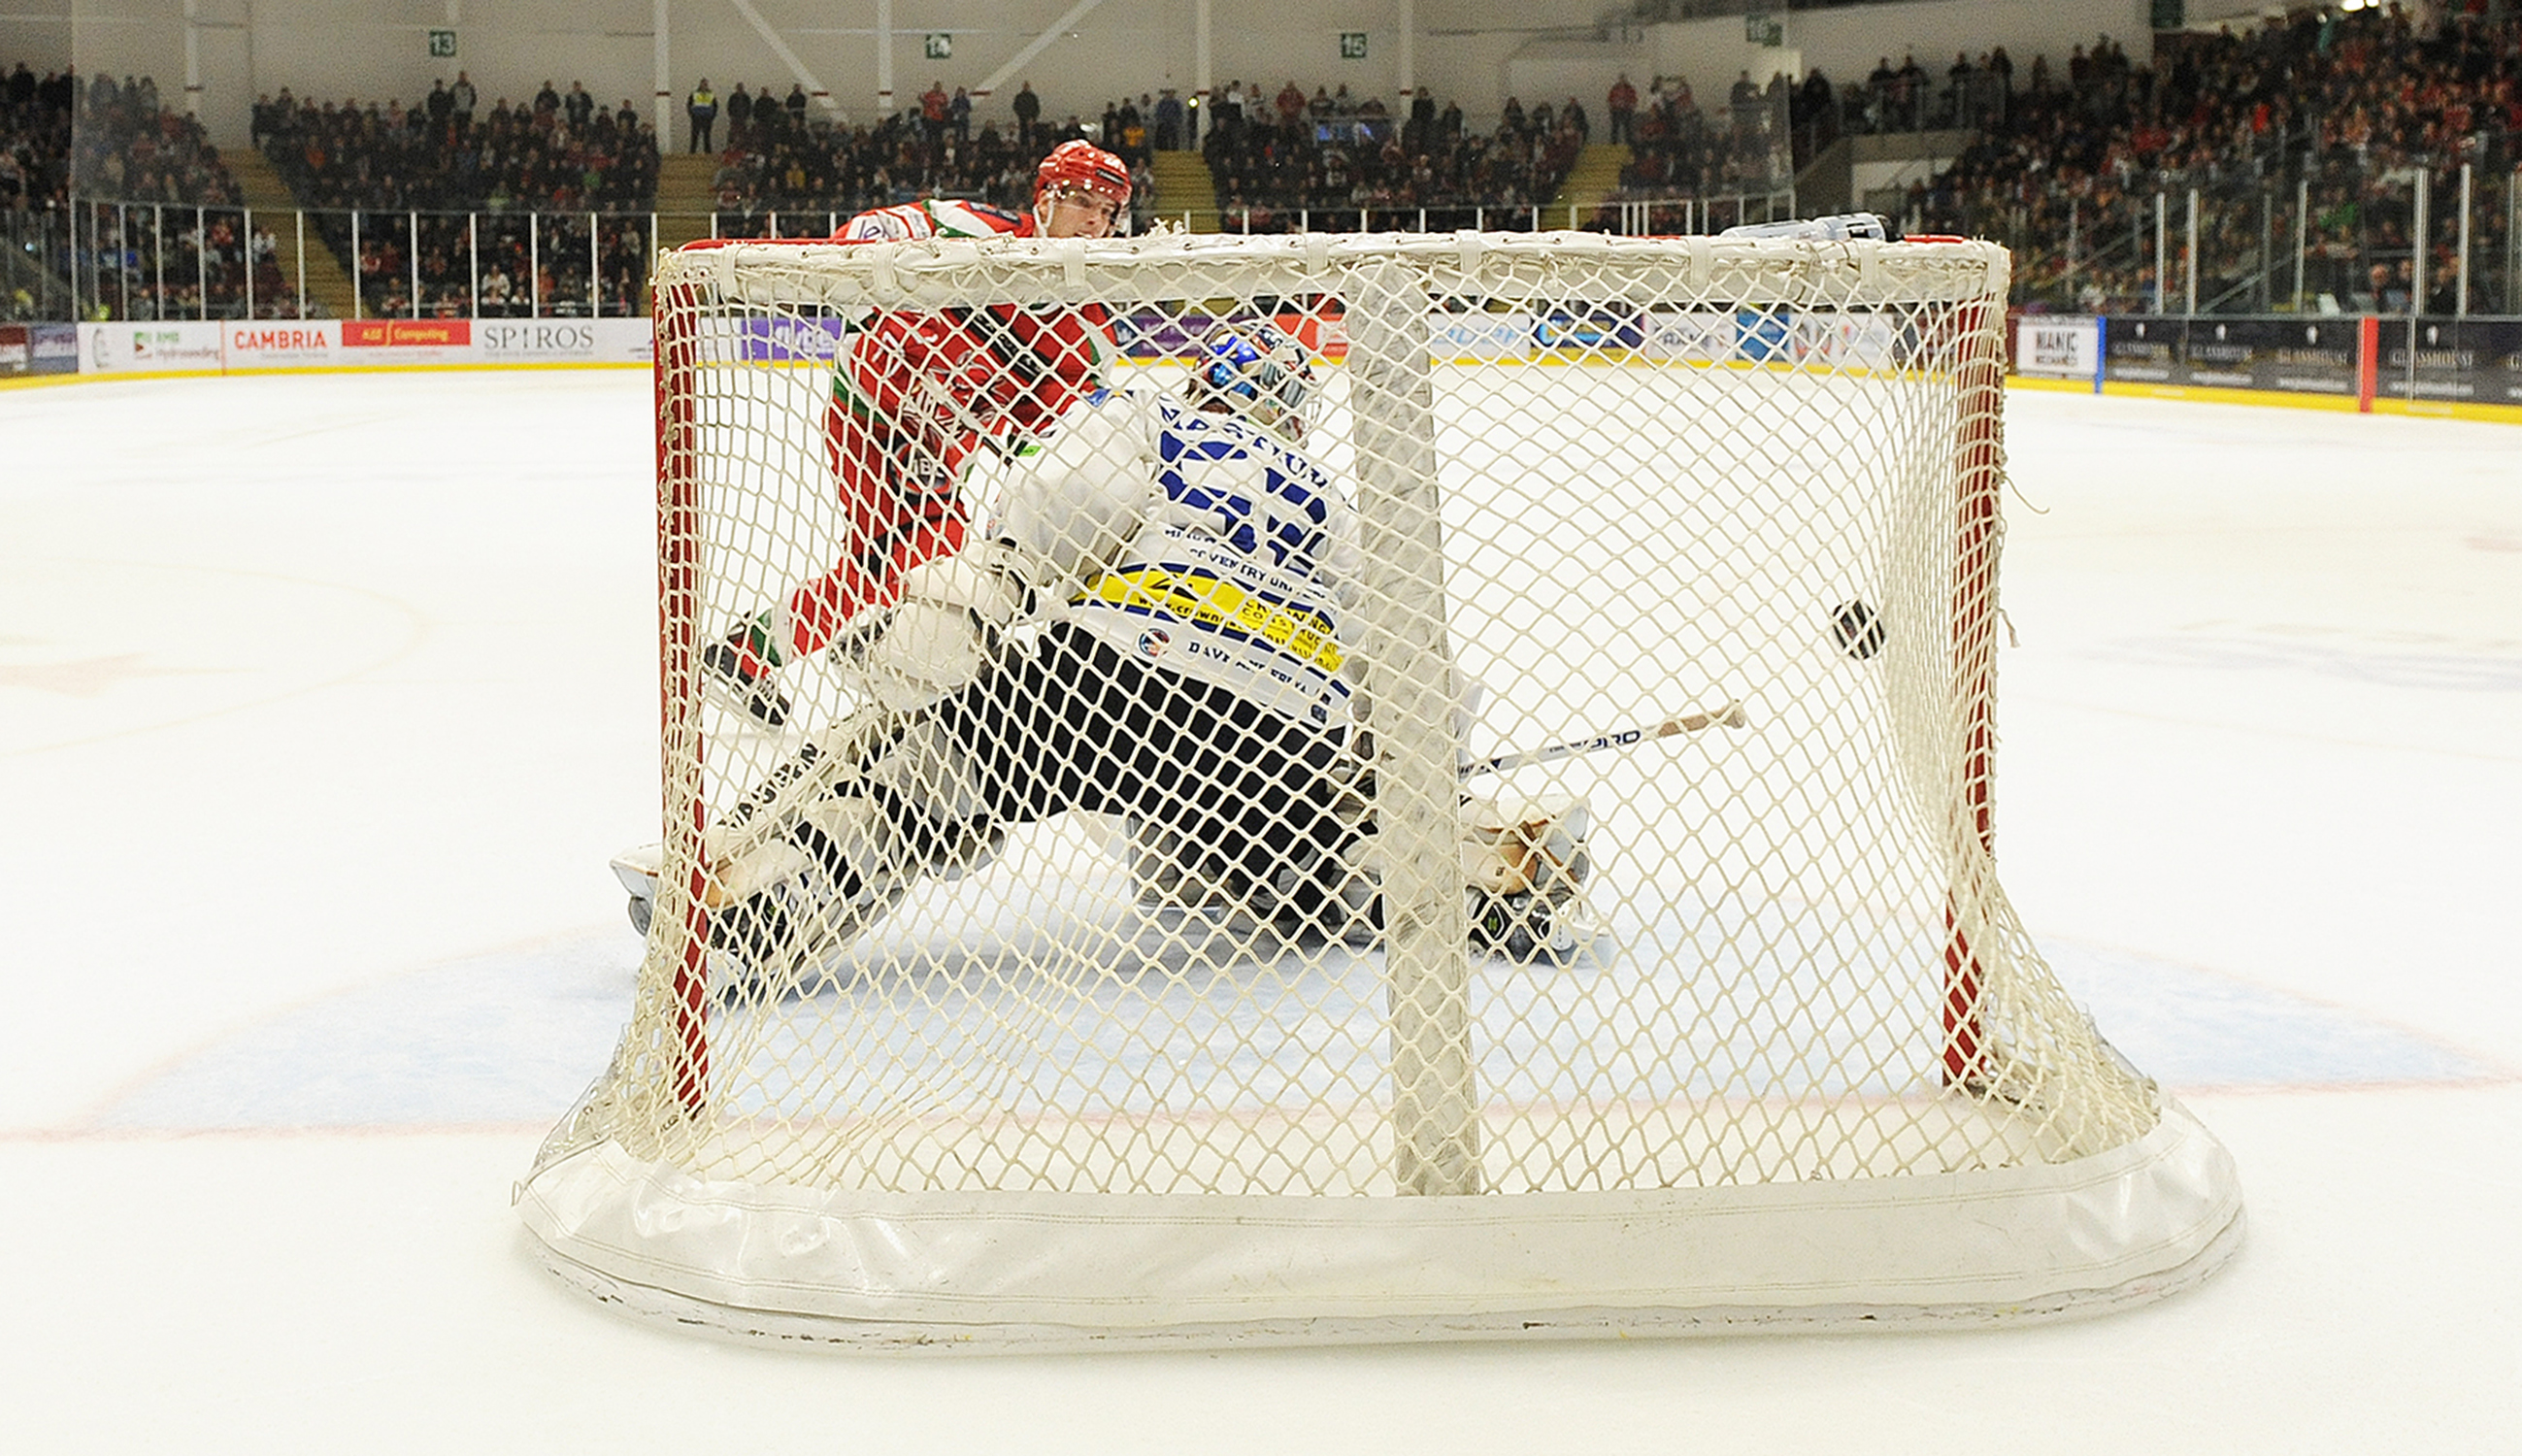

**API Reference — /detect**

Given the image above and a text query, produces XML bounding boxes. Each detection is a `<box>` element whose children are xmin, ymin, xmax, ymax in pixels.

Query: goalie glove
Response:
<box><xmin>860</xmin><ymin>539</ymin><xmax>1054</xmax><ymax>712</ymax></box>
<box><xmin>1718</xmin><ymin>212</ymin><xmax>1887</xmax><ymax>243</ymax></box>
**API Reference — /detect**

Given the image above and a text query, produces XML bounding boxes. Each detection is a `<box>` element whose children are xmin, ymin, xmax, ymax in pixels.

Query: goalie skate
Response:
<box><xmin>614</xmin><ymin>707</ymin><xmax>1005</xmax><ymax>993</ymax></box>
<box><xmin>1460</xmin><ymin>792</ymin><xmax>1594</xmax><ymax>961</ymax></box>
<box><xmin>1125</xmin><ymin>780</ymin><xmax>1594</xmax><ymax>962</ymax></box>
<box><xmin>700</xmin><ymin>636</ymin><xmax>792</xmax><ymax>730</ymax></box>
<box><xmin>611</xmin><ymin>829</ymin><xmax>913</xmax><ymax>999</ymax></box>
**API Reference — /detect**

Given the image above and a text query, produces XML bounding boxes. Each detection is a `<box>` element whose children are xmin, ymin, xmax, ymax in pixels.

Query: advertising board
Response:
<box><xmin>2379</xmin><ymin>318</ymin><xmax>2522</xmax><ymax>404</ymax></box>
<box><xmin>82</xmin><ymin>320</ymin><xmax>229</xmax><ymax>374</ymax></box>
<box><xmin>2014</xmin><ymin>315</ymin><xmax>2103</xmax><ymax>381</ymax></box>
<box><xmin>1114</xmin><ymin>310</ymin><xmax>1210</xmax><ymax>359</ymax></box>
<box><xmin>340</xmin><ymin>317</ymin><xmax>475</xmax><ymax>365</ymax></box>
<box><xmin>1640</xmin><ymin>311</ymin><xmax>1735</xmax><ymax>362</ymax></box>
<box><xmin>727</xmin><ymin>314</ymin><xmax>851</xmax><ymax>364</ymax></box>
<box><xmin>2105</xmin><ymin>315</ymin><xmax>2366</xmax><ymax>395</ymax></box>
<box><xmin>1793</xmin><ymin>314</ymin><xmax>1900</xmax><ymax>368</ymax></box>
<box><xmin>31</xmin><ymin>322</ymin><xmax>79</xmax><ymax>375</ymax></box>
<box><xmin>1429</xmin><ymin>311</ymin><xmax>1534</xmax><ymax>360</ymax></box>
<box><xmin>475</xmin><ymin>317</ymin><xmax>616</xmax><ymax>364</ymax></box>
<box><xmin>2094</xmin><ymin>315</ymin><xmax>2522</xmax><ymax>408</ymax></box>
<box><xmin>1537</xmin><ymin>305</ymin><xmax>1644</xmax><ymax>351</ymax></box>
<box><xmin>221</xmin><ymin>319</ymin><xmax>342</xmax><ymax>370</ymax></box>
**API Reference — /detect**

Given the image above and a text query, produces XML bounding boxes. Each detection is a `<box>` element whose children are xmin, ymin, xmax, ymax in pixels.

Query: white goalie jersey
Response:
<box><xmin>998</xmin><ymin>385</ymin><xmax>1364</xmax><ymax>728</ymax></box>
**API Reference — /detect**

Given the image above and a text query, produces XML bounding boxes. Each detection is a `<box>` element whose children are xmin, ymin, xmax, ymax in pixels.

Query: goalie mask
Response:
<box><xmin>1187</xmin><ymin>321</ymin><xmax>1314</xmax><ymax>440</ymax></box>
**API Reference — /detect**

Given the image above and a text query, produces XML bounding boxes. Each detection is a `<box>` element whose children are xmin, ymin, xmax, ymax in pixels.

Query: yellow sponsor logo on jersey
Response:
<box><xmin>1083</xmin><ymin>568</ymin><xmax>1344</xmax><ymax>673</ymax></box>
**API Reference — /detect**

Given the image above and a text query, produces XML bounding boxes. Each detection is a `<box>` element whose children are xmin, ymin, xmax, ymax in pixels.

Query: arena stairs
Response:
<box><xmin>1148</xmin><ymin>149</ymin><xmax>1221</xmax><ymax>233</ymax></box>
<box><xmin>228</xmin><ymin>149</ymin><xmax>357</xmax><ymax>320</ymax></box>
<box><xmin>1547</xmin><ymin>143</ymin><xmax>1631</xmax><ymax>227</ymax></box>
<box><xmin>654</xmin><ymin>153</ymin><xmax>720</xmax><ymax>264</ymax></box>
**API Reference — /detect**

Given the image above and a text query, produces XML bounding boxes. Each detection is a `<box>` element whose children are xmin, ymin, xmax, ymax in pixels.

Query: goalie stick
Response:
<box><xmin>1462</xmin><ymin>702</ymin><xmax>1748</xmax><ymax>780</ymax></box>
<box><xmin>698</xmin><ymin>701</ymin><xmax>1744</xmax><ymax>880</ymax></box>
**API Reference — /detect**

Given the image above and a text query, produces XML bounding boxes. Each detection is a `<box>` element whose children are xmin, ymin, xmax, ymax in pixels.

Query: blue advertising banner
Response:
<box><xmin>1537</xmin><ymin>304</ymin><xmax>1645</xmax><ymax>350</ymax></box>
<box><xmin>738</xmin><ymin>314</ymin><xmax>851</xmax><ymax>363</ymax></box>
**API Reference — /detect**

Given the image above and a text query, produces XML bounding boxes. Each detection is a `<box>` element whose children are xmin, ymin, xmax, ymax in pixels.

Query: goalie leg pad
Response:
<box><xmin>707</xmin><ymin>712</ymin><xmax>1002</xmax><ymax>987</ymax></box>
<box><xmin>1130</xmin><ymin>777</ymin><xmax>1596</xmax><ymax>958</ymax></box>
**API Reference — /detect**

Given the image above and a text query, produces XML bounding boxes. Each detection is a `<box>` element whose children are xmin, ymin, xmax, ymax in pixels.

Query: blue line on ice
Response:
<box><xmin>83</xmin><ymin>927</ymin><xmax>2501</xmax><ymax>1132</ymax></box>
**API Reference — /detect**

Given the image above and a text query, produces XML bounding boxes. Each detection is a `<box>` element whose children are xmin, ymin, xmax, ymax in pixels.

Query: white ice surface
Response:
<box><xmin>3</xmin><ymin>373</ymin><xmax>2516</xmax><ymax>1451</ymax></box>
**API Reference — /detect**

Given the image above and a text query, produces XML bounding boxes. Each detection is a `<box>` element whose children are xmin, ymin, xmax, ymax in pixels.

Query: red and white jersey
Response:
<box><xmin>786</xmin><ymin>193</ymin><xmax>1120</xmax><ymax>654</ymax></box>
<box><xmin>826</xmin><ymin>196</ymin><xmax>1118</xmax><ymax>475</ymax></box>
<box><xmin>834</xmin><ymin>198</ymin><xmax>1035</xmax><ymax>244</ymax></box>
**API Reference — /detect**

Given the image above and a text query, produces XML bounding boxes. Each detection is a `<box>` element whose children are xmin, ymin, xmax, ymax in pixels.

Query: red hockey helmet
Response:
<box><xmin>1034</xmin><ymin>139</ymin><xmax>1132</xmax><ymax>215</ymax></box>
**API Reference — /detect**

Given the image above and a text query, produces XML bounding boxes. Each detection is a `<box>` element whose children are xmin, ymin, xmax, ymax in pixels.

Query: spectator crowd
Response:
<box><xmin>685</xmin><ymin>75</ymin><xmax>1588</xmax><ymax>236</ymax></box>
<box><xmin>3</xmin><ymin>61</ymin><xmax>74</xmax><ymax>318</ymax></box>
<box><xmin>1614</xmin><ymin>71</ymin><xmax>1799</xmax><ymax>226</ymax></box>
<box><xmin>252</xmin><ymin>77</ymin><xmax>659</xmax><ymax>316</ymax></box>
<box><xmin>3</xmin><ymin>63</ymin><xmax>285</xmax><ymax>320</ymax></box>
<box><xmin>254</xmin><ymin>77</ymin><xmax>657</xmax><ymax>214</ymax></box>
<box><xmin>5</xmin><ymin>62</ymin><xmax>75</xmax><ymax>212</ymax></box>
<box><xmin>1194</xmin><ymin>79</ymin><xmax>1584</xmax><ymax>230</ymax></box>
<box><xmin>691</xmin><ymin>81</ymin><xmax>1139</xmax><ymax>238</ymax></box>
<box><xmin>1889</xmin><ymin>5</ymin><xmax>2519</xmax><ymax>313</ymax></box>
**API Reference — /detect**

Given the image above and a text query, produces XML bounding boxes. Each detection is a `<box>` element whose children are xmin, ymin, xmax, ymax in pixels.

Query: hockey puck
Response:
<box><xmin>1831</xmin><ymin>600</ymin><xmax>1885</xmax><ymax>660</ymax></box>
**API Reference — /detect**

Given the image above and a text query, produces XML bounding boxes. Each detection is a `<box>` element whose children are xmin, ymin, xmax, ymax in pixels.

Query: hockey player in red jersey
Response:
<box><xmin>704</xmin><ymin>139</ymin><xmax>1134</xmax><ymax>727</ymax></box>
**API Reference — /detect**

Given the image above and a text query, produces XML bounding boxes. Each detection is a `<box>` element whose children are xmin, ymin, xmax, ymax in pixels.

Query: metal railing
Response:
<box><xmin>33</xmin><ymin>190</ymin><xmax>1821</xmax><ymax>322</ymax></box>
<box><xmin>1154</xmin><ymin>192</ymin><xmax>1794</xmax><ymax>236</ymax></box>
<box><xmin>3</xmin><ymin>211</ymin><xmax>78</xmax><ymax>321</ymax></box>
<box><xmin>1954</xmin><ymin>159</ymin><xmax>2522</xmax><ymax>318</ymax></box>
<box><xmin>38</xmin><ymin>157</ymin><xmax>2514</xmax><ymax>324</ymax></box>
<box><xmin>51</xmin><ymin>199</ymin><xmax>659</xmax><ymax>322</ymax></box>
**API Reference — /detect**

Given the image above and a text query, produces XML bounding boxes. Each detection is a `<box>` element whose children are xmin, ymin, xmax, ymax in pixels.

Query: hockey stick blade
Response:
<box><xmin>1463</xmin><ymin>701</ymin><xmax>1748</xmax><ymax>779</ymax></box>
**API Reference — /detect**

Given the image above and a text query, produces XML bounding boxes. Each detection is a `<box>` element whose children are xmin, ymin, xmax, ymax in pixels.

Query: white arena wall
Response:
<box><xmin>12</xmin><ymin>0</ymin><xmax>2269</xmax><ymax>155</ymax></box>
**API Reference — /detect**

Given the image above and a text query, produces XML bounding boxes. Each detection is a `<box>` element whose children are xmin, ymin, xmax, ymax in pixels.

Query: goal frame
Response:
<box><xmin>522</xmin><ymin>230</ymin><xmax>2244</xmax><ymax>1351</ymax></box>
<box><xmin>648</xmin><ymin>238</ymin><xmax>2008</xmax><ymax>1116</ymax></box>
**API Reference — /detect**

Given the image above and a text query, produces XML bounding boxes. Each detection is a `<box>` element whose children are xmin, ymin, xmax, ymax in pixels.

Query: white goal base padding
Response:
<box><xmin>516</xmin><ymin>1100</ymin><xmax>2241</xmax><ymax>1352</ymax></box>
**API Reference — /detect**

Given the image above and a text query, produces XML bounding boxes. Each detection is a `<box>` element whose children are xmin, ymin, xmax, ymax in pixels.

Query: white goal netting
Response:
<box><xmin>518</xmin><ymin>231</ymin><xmax>2240</xmax><ymax>1349</ymax></box>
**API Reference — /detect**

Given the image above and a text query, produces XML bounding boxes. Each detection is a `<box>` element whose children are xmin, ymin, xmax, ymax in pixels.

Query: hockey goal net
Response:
<box><xmin>519</xmin><ymin>230</ymin><xmax>2240</xmax><ymax>1349</ymax></box>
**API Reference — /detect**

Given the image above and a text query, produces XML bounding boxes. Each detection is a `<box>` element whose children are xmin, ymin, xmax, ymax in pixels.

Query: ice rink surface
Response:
<box><xmin>2</xmin><ymin>369</ymin><xmax>2515</xmax><ymax>1452</ymax></box>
